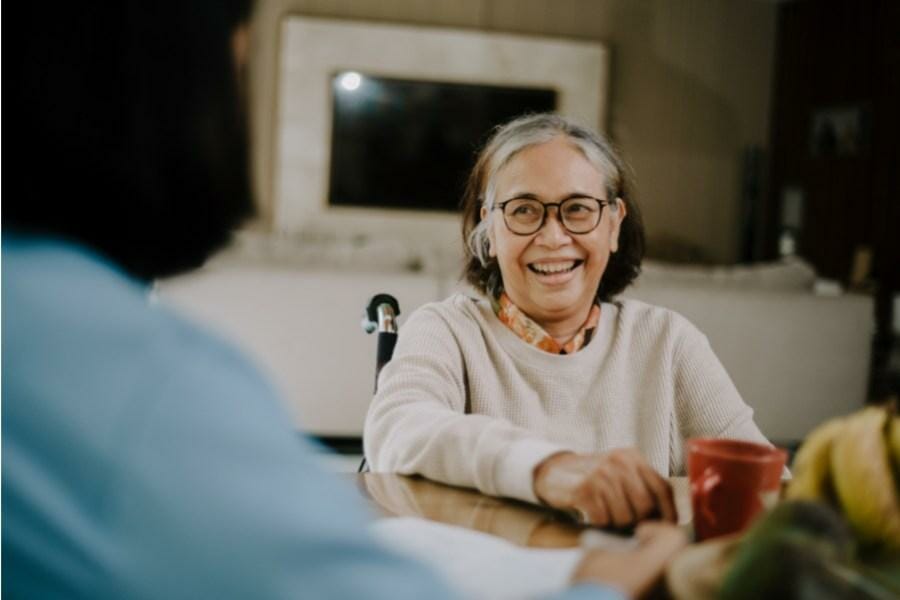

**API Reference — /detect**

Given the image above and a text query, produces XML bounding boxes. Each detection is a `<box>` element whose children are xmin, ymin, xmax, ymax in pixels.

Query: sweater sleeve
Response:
<box><xmin>671</xmin><ymin>319</ymin><xmax>771</xmax><ymax>467</ymax></box>
<box><xmin>364</xmin><ymin>303</ymin><xmax>567</xmax><ymax>504</ymax></box>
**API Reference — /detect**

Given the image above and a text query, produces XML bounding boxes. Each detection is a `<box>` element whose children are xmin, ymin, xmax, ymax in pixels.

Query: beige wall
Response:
<box><xmin>247</xmin><ymin>0</ymin><xmax>776</xmax><ymax>263</ymax></box>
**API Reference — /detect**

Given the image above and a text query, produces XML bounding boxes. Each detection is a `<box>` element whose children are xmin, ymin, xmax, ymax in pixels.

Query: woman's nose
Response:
<box><xmin>535</xmin><ymin>208</ymin><xmax>571</xmax><ymax>247</ymax></box>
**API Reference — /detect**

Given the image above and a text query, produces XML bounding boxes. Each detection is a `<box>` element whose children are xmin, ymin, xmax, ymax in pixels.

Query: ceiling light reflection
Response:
<box><xmin>339</xmin><ymin>72</ymin><xmax>362</xmax><ymax>92</ymax></box>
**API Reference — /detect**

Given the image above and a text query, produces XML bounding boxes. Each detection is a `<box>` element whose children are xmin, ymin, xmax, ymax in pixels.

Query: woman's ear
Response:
<box><xmin>481</xmin><ymin>206</ymin><xmax>497</xmax><ymax>257</ymax></box>
<box><xmin>609</xmin><ymin>198</ymin><xmax>627</xmax><ymax>253</ymax></box>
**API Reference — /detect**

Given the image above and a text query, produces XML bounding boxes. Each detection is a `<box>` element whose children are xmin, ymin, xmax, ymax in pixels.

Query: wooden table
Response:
<box><xmin>355</xmin><ymin>473</ymin><xmax>692</xmax><ymax>549</ymax></box>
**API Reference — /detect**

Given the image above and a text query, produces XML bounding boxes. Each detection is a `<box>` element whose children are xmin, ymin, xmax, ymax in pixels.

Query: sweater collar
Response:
<box><xmin>490</xmin><ymin>292</ymin><xmax>601</xmax><ymax>355</ymax></box>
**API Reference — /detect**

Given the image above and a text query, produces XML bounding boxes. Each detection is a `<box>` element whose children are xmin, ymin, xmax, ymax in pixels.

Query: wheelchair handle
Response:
<box><xmin>362</xmin><ymin>294</ymin><xmax>400</xmax><ymax>335</ymax></box>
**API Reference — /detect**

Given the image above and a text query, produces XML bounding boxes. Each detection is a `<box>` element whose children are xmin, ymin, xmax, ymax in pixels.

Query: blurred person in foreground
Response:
<box><xmin>365</xmin><ymin>114</ymin><xmax>773</xmax><ymax>528</ymax></box>
<box><xmin>2</xmin><ymin>2</ymin><xmax>686</xmax><ymax>598</ymax></box>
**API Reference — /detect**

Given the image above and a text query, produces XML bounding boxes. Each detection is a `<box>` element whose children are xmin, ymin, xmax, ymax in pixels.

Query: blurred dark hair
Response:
<box><xmin>7</xmin><ymin>1</ymin><xmax>255</xmax><ymax>280</ymax></box>
<box><xmin>461</xmin><ymin>113</ymin><xmax>645</xmax><ymax>302</ymax></box>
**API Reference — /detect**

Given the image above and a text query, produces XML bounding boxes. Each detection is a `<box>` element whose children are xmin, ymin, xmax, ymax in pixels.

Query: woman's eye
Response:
<box><xmin>513</xmin><ymin>204</ymin><xmax>537</xmax><ymax>216</ymax></box>
<box><xmin>565</xmin><ymin>202</ymin><xmax>593</xmax><ymax>214</ymax></box>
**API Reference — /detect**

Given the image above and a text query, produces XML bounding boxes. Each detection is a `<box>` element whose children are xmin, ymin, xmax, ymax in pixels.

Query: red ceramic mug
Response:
<box><xmin>687</xmin><ymin>438</ymin><xmax>787</xmax><ymax>541</ymax></box>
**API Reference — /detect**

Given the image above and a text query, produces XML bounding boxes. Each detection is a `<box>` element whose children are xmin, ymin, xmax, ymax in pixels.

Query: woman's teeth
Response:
<box><xmin>528</xmin><ymin>260</ymin><xmax>581</xmax><ymax>274</ymax></box>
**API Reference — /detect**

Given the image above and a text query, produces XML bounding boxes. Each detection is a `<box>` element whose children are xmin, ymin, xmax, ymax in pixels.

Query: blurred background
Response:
<box><xmin>159</xmin><ymin>0</ymin><xmax>899</xmax><ymax>462</ymax></box>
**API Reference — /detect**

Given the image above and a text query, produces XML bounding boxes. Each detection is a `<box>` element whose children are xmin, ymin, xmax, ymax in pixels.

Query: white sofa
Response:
<box><xmin>158</xmin><ymin>248</ymin><xmax>874</xmax><ymax>444</ymax></box>
<box><xmin>623</xmin><ymin>260</ymin><xmax>873</xmax><ymax>442</ymax></box>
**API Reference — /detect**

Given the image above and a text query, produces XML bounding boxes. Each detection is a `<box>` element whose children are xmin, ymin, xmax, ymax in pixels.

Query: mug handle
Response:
<box><xmin>692</xmin><ymin>467</ymin><xmax>722</xmax><ymax>526</ymax></box>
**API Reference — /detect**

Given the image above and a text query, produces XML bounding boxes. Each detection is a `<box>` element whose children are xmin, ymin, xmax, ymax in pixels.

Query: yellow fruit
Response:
<box><xmin>786</xmin><ymin>417</ymin><xmax>845</xmax><ymax>502</ymax></box>
<box><xmin>830</xmin><ymin>406</ymin><xmax>900</xmax><ymax>551</ymax></box>
<box><xmin>889</xmin><ymin>415</ymin><xmax>900</xmax><ymax>470</ymax></box>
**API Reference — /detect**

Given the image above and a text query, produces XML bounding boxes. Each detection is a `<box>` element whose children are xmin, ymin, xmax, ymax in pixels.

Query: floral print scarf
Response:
<box><xmin>491</xmin><ymin>292</ymin><xmax>601</xmax><ymax>355</ymax></box>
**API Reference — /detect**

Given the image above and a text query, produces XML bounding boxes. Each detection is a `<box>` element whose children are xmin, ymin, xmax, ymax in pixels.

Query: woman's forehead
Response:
<box><xmin>494</xmin><ymin>138</ymin><xmax>606</xmax><ymax>194</ymax></box>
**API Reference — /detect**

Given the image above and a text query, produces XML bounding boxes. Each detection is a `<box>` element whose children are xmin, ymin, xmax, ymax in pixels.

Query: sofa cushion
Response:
<box><xmin>638</xmin><ymin>258</ymin><xmax>817</xmax><ymax>292</ymax></box>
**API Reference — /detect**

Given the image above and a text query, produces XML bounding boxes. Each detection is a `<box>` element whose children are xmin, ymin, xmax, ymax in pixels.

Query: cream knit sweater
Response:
<box><xmin>364</xmin><ymin>294</ymin><xmax>770</xmax><ymax>504</ymax></box>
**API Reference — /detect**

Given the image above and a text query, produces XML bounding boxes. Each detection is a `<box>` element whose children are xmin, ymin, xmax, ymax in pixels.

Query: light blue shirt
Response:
<box><xmin>2</xmin><ymin>235</ymin><xmax>621</xmax><ymax>600</ymax></box>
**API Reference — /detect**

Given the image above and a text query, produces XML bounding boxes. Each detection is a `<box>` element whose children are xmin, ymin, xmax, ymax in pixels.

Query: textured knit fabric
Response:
<box><xmin>493</xmin><ymin>292</ymin><xmax>601</xmax><ymax>354</ymax></box>
<box><xmin>365</xmin><ymin>293</ymin><xmax>770</xmax><ymax>505</ymax></box>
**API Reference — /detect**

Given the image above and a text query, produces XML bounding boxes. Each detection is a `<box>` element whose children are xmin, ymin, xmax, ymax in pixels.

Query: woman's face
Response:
<box><xmin>483</xmin><ymin>136</ymin><xmax>625</xmax><ymax>328</ymax></box>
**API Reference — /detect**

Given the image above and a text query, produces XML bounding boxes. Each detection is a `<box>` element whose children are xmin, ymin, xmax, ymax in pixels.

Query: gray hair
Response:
<box><xmin>465</xmin><ymin>113</ymin><xmax>623</xmax><ymax>275</ymax></box>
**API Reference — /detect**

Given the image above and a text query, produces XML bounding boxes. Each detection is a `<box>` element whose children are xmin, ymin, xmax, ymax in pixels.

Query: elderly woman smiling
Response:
<box><xmin>364</xmin><ymin>113</ymin><xmax>771</xmax><ymax>527</ymax></box>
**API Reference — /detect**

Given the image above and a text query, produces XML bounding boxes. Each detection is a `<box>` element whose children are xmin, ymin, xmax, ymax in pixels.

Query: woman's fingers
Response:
<box><xmin>617</xmin><ymin>461</ymin><xmax>657</xmax><ymax>521</ymax></box>
<box><xmin>598</xmin><ymin>472</ymin><xmax>635</xmax><ymax>527</ymax></box>
<box><xmin>609</xmin><ymin>449</ymin><xmax>676</xmax><ymax>525</ymax></box>
<box><xmin>535</xmin><ymin>449</ymin><xmax>677</xmax><ymax>528</ymax></box>
<box><xmin>637</xmin><ymin>463</ymin><xmax>677</xmax><ymax>523</ymax></box>
<box><xmin>575</xmin><ymin>483</ymin><xmax>609</xmax><ymax>527</ymax></box>
<box><xmin>575</xmin><ymin>467</ymin><xmax>634</xmax><ymax>528</ymax></box>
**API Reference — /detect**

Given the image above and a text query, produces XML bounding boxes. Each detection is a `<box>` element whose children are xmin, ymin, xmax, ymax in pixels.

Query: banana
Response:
<box><xmin>786</xmin><ymin>417</ymin><xmax>846</xmax><ymax>502</ymax></box>
<box><xmin>889</xmin><ymin>415</ymin><xmax>900</xmax><ymax>472</ymax></box>
<box><xmin>830</xmin><ymin>406</ymin><xmax>900</xmax><ymax>552</ymax></box>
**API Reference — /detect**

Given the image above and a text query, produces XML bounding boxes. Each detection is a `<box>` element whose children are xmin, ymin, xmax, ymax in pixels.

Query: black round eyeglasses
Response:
<box><xmin>493</xmin><ymin>196</ymin><xmax>612</xmax><ymax>235</ymax></box>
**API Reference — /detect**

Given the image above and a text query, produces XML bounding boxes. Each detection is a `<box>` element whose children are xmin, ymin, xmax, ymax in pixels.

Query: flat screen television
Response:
<box><xmin>328</xmin><ymin>73</ymin><xmax>557</xmax><ymax>213</ymax></box>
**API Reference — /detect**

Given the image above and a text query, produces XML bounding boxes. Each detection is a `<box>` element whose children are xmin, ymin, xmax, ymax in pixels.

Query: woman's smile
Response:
<box><xmin>526</xmin><ymin>258</ymin><xmax>585</xmax><ymax>284</ymax></box>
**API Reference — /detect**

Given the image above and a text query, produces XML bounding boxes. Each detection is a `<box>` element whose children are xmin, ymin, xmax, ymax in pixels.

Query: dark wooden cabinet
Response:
<box><xmin>766</xmin><ymin>0</ymin><xmax>898</xmax><ymax>284</ymax></box>
<box><xmin>765</xmin><ymin>0</ymin><xmax>900</xmax><ymax>400</ymax></box>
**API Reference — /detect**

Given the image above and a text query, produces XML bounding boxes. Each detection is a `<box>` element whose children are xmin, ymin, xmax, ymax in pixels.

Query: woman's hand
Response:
<box><xmin>571</xmin><ymin>521</ymin><xmax>689</xmax><ymax>598</ymax></box>
<box><xmin>532</xmin><ymin>449</ymin><xmax>677</xmax><ymax>527</ymax></box>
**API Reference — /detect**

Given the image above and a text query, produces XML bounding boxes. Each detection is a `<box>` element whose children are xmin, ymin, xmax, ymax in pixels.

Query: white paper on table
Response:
<box><xmin>369</xmin><ymin>517</ymin><xmax>585</xmax><ymax>600</ymax></box>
